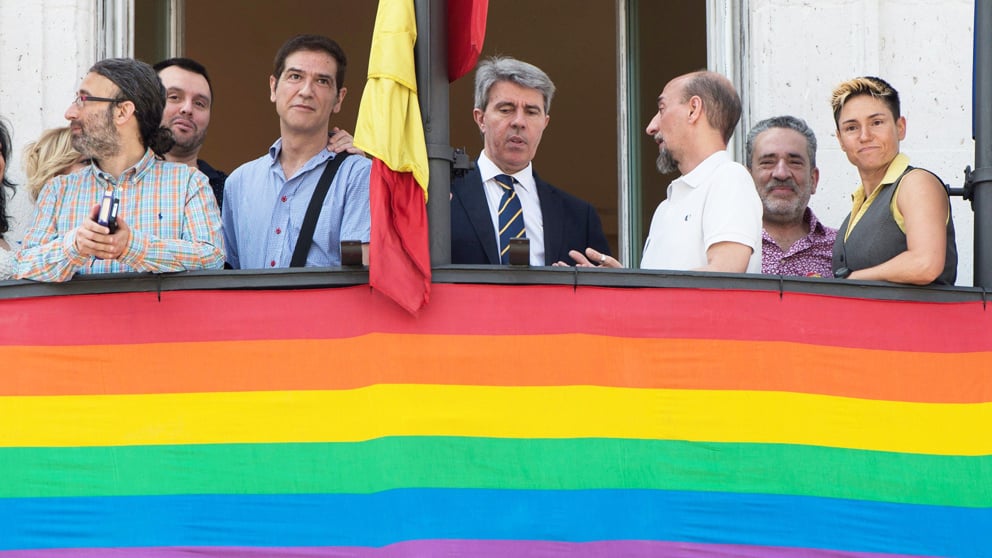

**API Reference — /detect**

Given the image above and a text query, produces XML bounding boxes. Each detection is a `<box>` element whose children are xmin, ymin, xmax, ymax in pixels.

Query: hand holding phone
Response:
<box><xmin>96</xmin><ymin>187</ymin><xmax>119</xmax><ymax>233</ymax></box>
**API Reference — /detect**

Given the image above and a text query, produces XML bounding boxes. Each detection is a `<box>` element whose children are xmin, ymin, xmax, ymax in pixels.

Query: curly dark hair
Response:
<box><xmin>0</xmin><ymin>117</ymin><xmax>14</xmax><ymax>237</ymax></box>
<box><xmin>90</xmin><ymin>58</ymin><xmax>175</xmax><ymax>156</ymax></box>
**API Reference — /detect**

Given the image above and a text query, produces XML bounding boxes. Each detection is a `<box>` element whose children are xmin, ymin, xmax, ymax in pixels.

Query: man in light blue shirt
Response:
<box><xmin>223</xmin><ymin>34</ymin><xmax>370</xmax><ymax>269</ymax></box>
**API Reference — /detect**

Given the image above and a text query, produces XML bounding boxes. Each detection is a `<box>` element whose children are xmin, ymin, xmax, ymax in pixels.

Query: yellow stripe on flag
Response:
<box><xmin>354</xmin><ymin>0</ymin><xmax>428</xmax><ymax>194</ymax></box>
<box><xmin>1</xmin><ymin>386</ymin><xmax>989</xmax><ymax>455</ymax></box>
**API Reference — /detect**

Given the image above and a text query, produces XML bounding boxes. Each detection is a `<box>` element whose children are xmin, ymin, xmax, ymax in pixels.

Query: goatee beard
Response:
<box><xmin>656</xmin><ymin>148</ymin><xmax>678</xmax><ymax>175</ymax></box>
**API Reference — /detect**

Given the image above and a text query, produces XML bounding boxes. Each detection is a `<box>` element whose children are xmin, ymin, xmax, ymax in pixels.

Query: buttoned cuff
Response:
<box><xmin>118</xmin><ymin>228</ymin><xmax>145</xmax><ymax>268</ymax></box>
<box><xmin>63</xmin><ymin>228</ymin><xmax>90</xmax><ymax>267</ymax></box>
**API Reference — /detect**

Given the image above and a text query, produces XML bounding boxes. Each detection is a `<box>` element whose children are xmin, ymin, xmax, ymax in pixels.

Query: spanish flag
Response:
<box><xmin>448</xmin><ymin>0</ymin><xmax>488</xmax><ymax>82</ymax></box>
<box><xmin>355</xmin><ymin>0</ymin><xmax>430</xmax><ymax>314</ymax></box>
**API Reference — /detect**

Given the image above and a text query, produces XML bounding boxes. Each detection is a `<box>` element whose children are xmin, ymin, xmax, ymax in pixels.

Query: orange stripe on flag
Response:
<box><xmin>3</xmin><ymin>334</ymin><xmax>989</xmax><ymax>403</ymax></box>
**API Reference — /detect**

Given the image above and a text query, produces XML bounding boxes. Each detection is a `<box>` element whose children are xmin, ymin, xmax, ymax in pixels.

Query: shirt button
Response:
<box><xmin>275</xmin><ymin>228</ymin><xmax>281</xmax><ymax>235</ymax></box>
<box><xmin>270</xmin><ymin>260</ymin><xmax>276</xmax><ymax>267</ymax></box>
<box><xmin>281</xmin><ymin>196</ymin><xmax>288</xmax><ymax>203</ymax></box>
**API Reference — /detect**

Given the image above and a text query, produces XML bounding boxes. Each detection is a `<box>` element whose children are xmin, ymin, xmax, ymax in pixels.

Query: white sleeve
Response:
<box><xmin>701</xmin><ymin>165</ymin><xmax>762</xmax><ymax>251</ymax></box>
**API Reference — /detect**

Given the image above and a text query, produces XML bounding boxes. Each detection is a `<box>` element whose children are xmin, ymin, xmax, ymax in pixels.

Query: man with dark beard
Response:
<box><xmin>17</xmin><ymin>58</ymin><xmax>224</xmax><ymax>281</ymax></box>
<box><xmin>745</xmin><ymin>115</ymin><xmax>836</xmax><ymax>276</ymax></box>
<box><xmin>154</xmin><ymin>58</ymin><xmax>359</xmax><ymax>212</ymax></box>
<box><xmin>154</xmin><ymin>58</ymin><xmax>228</xmax><ymax>209</ymax></box>
<box><xmin>569</xmin><ymin>70</ymin><xmax>761</xmax><ymax>272</ymax></box>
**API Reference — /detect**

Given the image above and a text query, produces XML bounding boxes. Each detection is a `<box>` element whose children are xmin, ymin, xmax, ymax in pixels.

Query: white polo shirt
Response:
<box><xmin>640</xmin><ymin>150</ymin><xmax>762</xmax><ymax>273</ymax></box>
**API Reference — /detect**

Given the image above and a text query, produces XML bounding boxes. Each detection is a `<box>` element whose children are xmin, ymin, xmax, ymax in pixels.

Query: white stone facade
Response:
<box><xmin>0</xmin><ymin>0</ymin><xmax>97</xmax><ymax>243</ymax></box>
<box><xmin>743</xmin><ymin>0</ymin><xmax>976</xmax><ymax>284</ymax></box>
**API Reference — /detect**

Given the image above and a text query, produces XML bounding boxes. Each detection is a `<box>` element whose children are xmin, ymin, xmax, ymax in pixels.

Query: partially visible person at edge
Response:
<box><xmin>223</xmin><ymin>34</ymin><xmax>371</xmax><ymax>269</ymax></box>
<box><xmin>23</xmin><ymin>127</ymin><xmax>89</xmax><ymax>201</ymax></box>
<box><xmin>830</xmin><ymin>76</ymin><xmax>956</xmax><ymax>285</ymax></box>
<box><xmin>450</xmin><ymin>56</ymin><xmax>610</xmax><ymax>266</ymax></box>
<box><xmin>155</xmin><ymin>57</ymin><xmax>360</xmax><ymax>212</ymax></box>
<box><xmin>0</xmin><ymin>118</ymin><xmax>16</xmax><ymax>279</ymax></box>
<box><xmin>17</xmin><ymin>57</ymin><xmax>224</xmax><ymax>282</ymax></box>
<box><xmin>566</xmin><ymin>70</ymin><xmax>762</xmax><ymax>272</ymax></box>
<box><xmin>745</xmin><ymin>115</ymin><xmax>836</xmax><ymax>276</ymax></box>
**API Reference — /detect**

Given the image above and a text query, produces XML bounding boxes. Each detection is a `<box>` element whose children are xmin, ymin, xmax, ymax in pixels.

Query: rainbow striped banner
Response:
<box><xmin>0</xmin><ymin>283</ymin><xmax>989</xmax><ymax>557</ymax></box>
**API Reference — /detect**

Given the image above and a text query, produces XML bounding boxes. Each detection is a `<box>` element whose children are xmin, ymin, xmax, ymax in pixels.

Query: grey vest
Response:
<box><xmin>832</xmin><ymin>166</ymin><xmax>957</xmax><ymax>285</ymax></box>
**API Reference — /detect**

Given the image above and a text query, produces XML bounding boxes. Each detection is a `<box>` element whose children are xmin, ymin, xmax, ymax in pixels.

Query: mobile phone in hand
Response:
<box><xmin>96</xmin><ymin>188</ymin><xmax>119</xmax><ymax>233</ymax></box>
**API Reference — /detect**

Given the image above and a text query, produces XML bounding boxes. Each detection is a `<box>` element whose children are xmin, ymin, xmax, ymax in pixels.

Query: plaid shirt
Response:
<box><xmin>18</xmin><ymin>149</ymin><xmax>224</xmax><ymax>282</ymax></box>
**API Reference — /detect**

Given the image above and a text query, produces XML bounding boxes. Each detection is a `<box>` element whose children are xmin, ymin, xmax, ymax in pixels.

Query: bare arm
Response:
<box><xmin>695</xmin><ymin>241</ymin><xmax>752</xmax><ymax>273</ymax></box>
<box><xmin>847</xmin><ymin>170</ymin><xmax>948</xmax><ymax>285</ymax></box>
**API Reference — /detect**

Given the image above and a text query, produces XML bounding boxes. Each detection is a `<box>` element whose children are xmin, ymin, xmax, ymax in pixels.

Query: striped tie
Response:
<box><xmin>495</xmin><ymin>174</ymin><xmax>527</xmax><ymax>265</ymax></box>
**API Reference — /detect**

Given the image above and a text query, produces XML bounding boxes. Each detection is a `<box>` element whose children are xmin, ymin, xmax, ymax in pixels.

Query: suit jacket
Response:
<box><xmin>451</xmin><ymin>165</ymin><xmax>610</xmax><ymax>265</ymax></box>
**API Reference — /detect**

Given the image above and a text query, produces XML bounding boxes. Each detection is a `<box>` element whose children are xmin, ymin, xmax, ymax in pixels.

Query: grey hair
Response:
<box><xmin>473</xmin><ymin>56</ymin><xmax>556</xmax><ymax>114</ymax></box>
<box><xmin>744</xmin><ymin>115</ymin><xmax>818</xmax><ymax>169</ymax></box>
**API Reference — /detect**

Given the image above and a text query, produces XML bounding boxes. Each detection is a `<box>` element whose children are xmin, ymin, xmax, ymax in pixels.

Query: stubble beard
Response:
<box><xmin>761</xmin><ymin>179</ymin><xmax>810</xmax><ymax>226</ymax></box>
<box><xmin>170</xmin><ymin>127</ymin><xmax>207</xmax><ymax>159</ymax></box>
<box><xmin>72</xmin><ymin>108</ymin><xmax>121</xmax><ymax>160</ymax></box>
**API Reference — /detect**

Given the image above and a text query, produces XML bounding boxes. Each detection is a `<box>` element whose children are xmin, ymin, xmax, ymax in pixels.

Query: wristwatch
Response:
<box><xmin>834</xmin><ymin>267</ymin><xmax>852</xmax><ymax>279</ymax></box>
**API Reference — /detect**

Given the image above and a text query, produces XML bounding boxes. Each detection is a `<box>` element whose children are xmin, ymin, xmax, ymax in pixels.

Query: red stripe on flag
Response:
<box><xmin>369</xmin><ymin>159</ymin><xmax>431</xmax><ymax>313</ymax></box>
<box><xmin>448</xmin><ymin>0</ymin><xmax>488</xmax><ymax>81</ymax></box>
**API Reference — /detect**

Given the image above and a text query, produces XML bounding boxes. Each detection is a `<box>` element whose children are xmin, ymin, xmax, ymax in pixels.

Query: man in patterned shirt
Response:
<box><xmin>17</xmin><ymin>58</ymin><xmax>224</xmax><ymax>282</ymax></box>
<box><xmin>745</xmin><ymin>115</ymin><xmax>837</xmax><ymax>277</ymax></box>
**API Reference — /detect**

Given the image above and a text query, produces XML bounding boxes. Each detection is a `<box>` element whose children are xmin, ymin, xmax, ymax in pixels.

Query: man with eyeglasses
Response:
<box><xmin>17</xmin><ymin>57</ymin><xmax>224</xmax><ymax>281</ymax></box>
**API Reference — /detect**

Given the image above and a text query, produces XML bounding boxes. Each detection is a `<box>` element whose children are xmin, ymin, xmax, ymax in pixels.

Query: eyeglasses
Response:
<box><xmin>72</xmin><ymin>94</ymin><xmax>125</xmax><ymax>108</ymax></box>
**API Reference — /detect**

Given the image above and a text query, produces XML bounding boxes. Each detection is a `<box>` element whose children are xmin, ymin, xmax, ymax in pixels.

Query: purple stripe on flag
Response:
<box><xmin>0</xmin><ymin>540</ymin><xmax>931</xmax><ymax>558</ymax></box>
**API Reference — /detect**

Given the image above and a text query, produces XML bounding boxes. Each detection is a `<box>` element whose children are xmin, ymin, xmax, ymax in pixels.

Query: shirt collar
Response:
<box><xmin>850</xmin><ymin>152</ymin><xmax>910</xmax><ymax>204</ymax></box>
<box><xmin>678</xmin><ymin>150</ymin><xmax>731</xmax><ymax>189</ymax></box>
<box><xmin>93</xmin><ymin>148</ymin><xmax>158</xmax><ymax>186</ymax></box>
<box><xmin>805</xmin><ymin>206</ymin><xmax>827</xmax><ymax>234</ymax></box>
<box><xmin>267</xmin><ymin>137</ymin><xmax>336</xmax><ymax>173</ymax></box>
<box><xmin>478</xmin><ymin>151</ymin><xmax>534</xmax><ymax>189</ymax></box>
<box><xmin>761</xmin><ymin>207</ymin><xmax>828</xmax><ymax>245</ymax></box>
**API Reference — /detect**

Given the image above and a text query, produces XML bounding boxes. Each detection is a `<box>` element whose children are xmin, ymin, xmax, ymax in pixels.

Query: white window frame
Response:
<box><xmin>97</xmin><ymin>0</ymin><xmax>183</xmax><ymax>60</ymax></box>
<box><xmin>615</xmin><ymin>0</ymin><xmax>747</xmax><ymax>265</ymax></box>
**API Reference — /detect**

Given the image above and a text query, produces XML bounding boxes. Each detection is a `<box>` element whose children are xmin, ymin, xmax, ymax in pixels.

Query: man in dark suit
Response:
<box><xmin>451</xmin><ymin>56</ymin><xmax>609</xmax><ymax>265</ymax></box>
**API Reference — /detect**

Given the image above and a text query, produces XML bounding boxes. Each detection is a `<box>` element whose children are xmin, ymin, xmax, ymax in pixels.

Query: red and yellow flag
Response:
<box><xmin>355</xmin><ymin>0</ymin><xmax>431</xmax><ymax>314</ymax></box>
<box><xmin>448</xmin><ymin>0</ymin><xmax>488</xmax><ymax>82</ymax></box>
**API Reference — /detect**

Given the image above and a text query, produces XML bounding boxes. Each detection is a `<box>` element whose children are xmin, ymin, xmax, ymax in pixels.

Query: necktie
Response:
<box><xmin>495</xmin><ymin>174</ymin><xmax>527</xmax><ymax>264</ymax></box>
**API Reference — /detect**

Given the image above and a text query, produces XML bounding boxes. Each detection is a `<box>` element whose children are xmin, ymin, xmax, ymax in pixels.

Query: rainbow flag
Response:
<box><xmin>0</xmin><ymin>282</ymin><xmax>989</xmax><ymax>556</ymax></box>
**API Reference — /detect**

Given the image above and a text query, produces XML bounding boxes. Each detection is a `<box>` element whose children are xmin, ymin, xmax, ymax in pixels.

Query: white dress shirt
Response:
<box><xmin>477</xmin><ymin>152</ymin><xmax>546</xmax><ymax>266</ymax></box>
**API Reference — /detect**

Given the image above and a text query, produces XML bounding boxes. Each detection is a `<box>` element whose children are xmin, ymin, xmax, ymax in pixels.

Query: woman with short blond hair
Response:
<box><xmin>22</xmin><ymin>126</ymin><xmax>89</xmax><ymax>201</ymax></box>
<box><xmin>830</xmin><ymin>76</ymin><xmax>957</xmax><ymax>285</ymax></box>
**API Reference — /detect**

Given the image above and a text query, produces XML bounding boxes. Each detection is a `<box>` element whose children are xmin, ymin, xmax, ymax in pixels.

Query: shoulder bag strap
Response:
<box><xmin>290</xmin><ymin>152</ymin><xmax>350</xmax><ymax>268</ymax></box>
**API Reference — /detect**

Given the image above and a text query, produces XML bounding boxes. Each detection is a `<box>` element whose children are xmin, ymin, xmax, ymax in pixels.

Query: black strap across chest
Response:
<box><xmin>290</xmin><ymin>152</ymin><xmax>350</xmax><ymax>268</ymax></box>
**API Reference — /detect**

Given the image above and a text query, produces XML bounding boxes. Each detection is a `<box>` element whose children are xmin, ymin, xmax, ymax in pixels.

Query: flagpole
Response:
<box><xmin>972</xmin><ymin>0</ymin><xmax>992</xmax><ymax>287</ymax></box>
<box><xmin>415</xmin><ymin>0</ymin><xmax>452</xmax><ymax>266</ymax></box>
